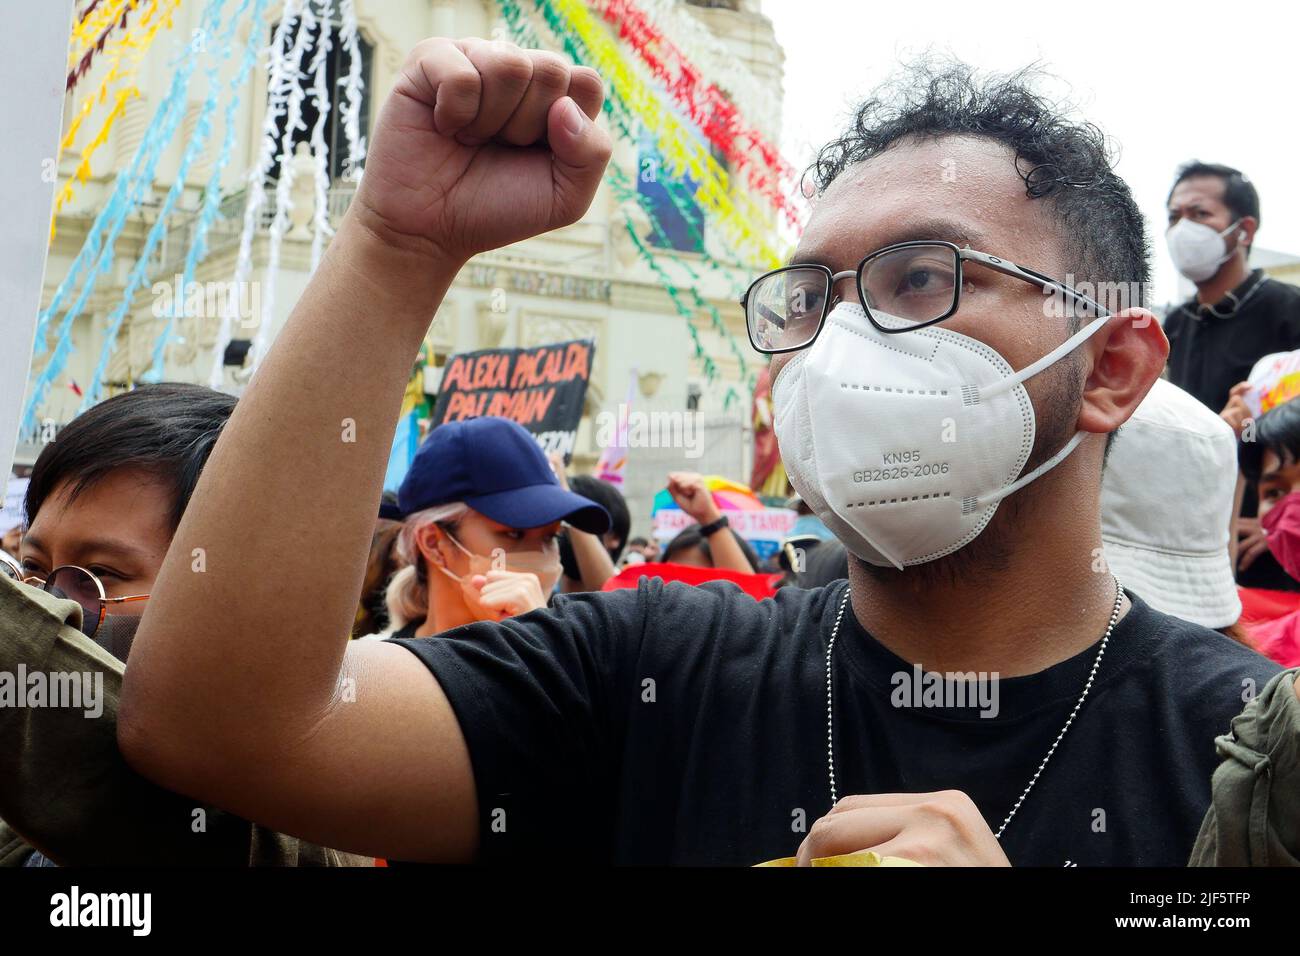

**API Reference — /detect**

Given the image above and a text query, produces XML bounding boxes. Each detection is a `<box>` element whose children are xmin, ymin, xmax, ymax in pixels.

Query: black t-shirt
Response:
<box><xmin>1164</xmin><ymin>270</ymin><xmax>1300</xmax><ymax>415</ymax></box>
<box><xmin>393</xmin><ymin>578</ymin><xmax>1279</xmax><ymax>866</ymax></box>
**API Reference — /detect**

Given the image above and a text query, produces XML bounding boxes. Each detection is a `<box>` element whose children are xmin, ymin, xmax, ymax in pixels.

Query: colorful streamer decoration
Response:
<box><xmin>249</xmin><ymin>0</ymin><xmax>319</xmax><ymax>369</ymax></box>
<box><xmin>511</xmin><ymin>1</ymin><xmax>758</xmax><ymax>383</ymax></box>
<box><xmin>307</xmin><ymin>0</ymin><xmax>335</xmax><ymax>271</ymax></box>
<box><xmin>61</xmin><ymin>0</ymin><xmax>180</xmax><ymax>153</ymax></box>
<box><xmin>68</xmin><ymin>0</ymin><xmax>132</xmax><ymax>61</ymax></box>
<box><xmin>498</xmin><ymin>0</ymin><xmax>758</xmax><ymax>405</ymax></box>
<box><xmin>636</xmin><ymin>0</ymin><xmax>779</xmax><ymax>130</ymax></box>
<box><xmin>338</xmin><ymin>0</ymin><xmax>368</xmax><ymax>174</ymax></box>
<box><xmin>55</xmin><ymin>0</ymin><xmax>184</xmax><ymax>238</ymax></box>
<box><xmin>81</xmin><ymin>0</ymin><xmax>234</xmax><ymax>408</ymax></box>
<box><xmin>67</xmin><ymin>0</ymin><xmax>137</xmax><ymax>92</ymax></box>
<box><xmin>212</xmin><ymin>0</ymin><xmax>369</xmax><ymax>380</ymax></box>
<box><xmin>532</xmin><ymin>0</ymin><xmax>784</xmax><ymax>268</ymax></box>
<box><xmin>503</xmin><ymin>0</ymin><xmax>770</xmax><ymax>350</ymax></box>
<box><xmin>606</xmin><ymin>162</ymin><xmax>751</xmax><ymax>389</ymax></box>
<box><xmin>38</xmin><ymin>0</ymin><xmax>791</xmax><ymax>429</ymax></box>
<box><xmin>144</xmin><ymin>0</ymin><xmax>272</xmax><ymax>382</ymax></box>
<box><xmin>592</xmin><ymin>0</ymin><xmax>806</xmax><ymax>230</ymax></box>
<box><xmin>207</xmin><ymin>0</ymin><xmax>303</xmax><ymax>387</ymax></box>
<box><xmin>76</xmin><ymin>0</ymin><xmax>113</xmax><ymax>26</ymax></box>
<box><xmin>24</xmin><ymin>0</ymin><xmax>222</xmax><ymax>431</ymax></box>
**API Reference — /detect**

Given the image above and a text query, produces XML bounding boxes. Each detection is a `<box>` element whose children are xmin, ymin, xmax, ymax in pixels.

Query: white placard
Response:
<box><xmin>2</xmin><ymin>477</ymin><xmax>30</xmax><ymax>533</ymax></box>
<box><xmin>653</xmin><ymin>507</ymin><xmax>798</xmax><ymax>560</ymax></box>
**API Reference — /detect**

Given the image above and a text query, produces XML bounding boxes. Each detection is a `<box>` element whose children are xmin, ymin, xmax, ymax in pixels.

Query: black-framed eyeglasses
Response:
<box><xmin>740</xmin><ymin>240</ymin><xmax>1110</xmax><ymax>354</ymax></box>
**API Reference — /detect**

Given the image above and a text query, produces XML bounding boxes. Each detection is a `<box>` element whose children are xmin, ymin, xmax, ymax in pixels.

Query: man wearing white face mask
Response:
<box><xmin>1164</xmin><ymin>161</ymin><xmax>1300</xmax><ymax>417</ymax></box>
<box><xmin>120</xmin><ymin>46</ymin><xmax>1297</xmax><ymax>869</ymax></box>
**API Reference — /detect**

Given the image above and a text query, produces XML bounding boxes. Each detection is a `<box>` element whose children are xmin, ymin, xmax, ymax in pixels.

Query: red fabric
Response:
<box><xmin>602</xmin><ymin>562</ymin><xmax>782</xmax><ymax>600</ymax></box>
<box><xmin>1237</xmin><ymin>586</ymin><xmax>1300</xmax><ymax>626</ymax></box>
<box><xmin>1237</xmin><ymin>586</ymin><xmax>1300</xmax><ymax>668</ymax></box>
<box><xmin>1246</xmin><ymin>611</ymin><xmax>1300</xmax><ymax>668</ymax></box>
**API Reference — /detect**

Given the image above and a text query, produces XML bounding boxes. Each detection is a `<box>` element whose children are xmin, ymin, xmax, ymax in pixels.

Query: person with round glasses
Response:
<box><xmin>0</xmin><ymin>384</ymin><xmax>367</xmax><ymax>867</ymax></box>
<box><xmin>0</xmin><ymin>550</ymin><xmax>22</xmax><ymax>581</ymax></box>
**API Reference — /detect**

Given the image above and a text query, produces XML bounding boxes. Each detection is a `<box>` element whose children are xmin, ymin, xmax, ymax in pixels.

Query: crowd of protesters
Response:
<box><xmin>2</xmin><ymin>37</ymin><xmax>1300</xmax><ymax>868</ymax></box>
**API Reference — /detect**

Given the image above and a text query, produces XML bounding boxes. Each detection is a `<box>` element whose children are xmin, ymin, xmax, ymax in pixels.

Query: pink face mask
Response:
<box><xmin>1262</xmin><ymin>492</ymin><xmax>1300</xmax><ymax>581</ymax></box>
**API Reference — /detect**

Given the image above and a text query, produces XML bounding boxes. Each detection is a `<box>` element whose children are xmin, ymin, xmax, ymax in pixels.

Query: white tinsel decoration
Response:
<box><xmin>209</xmin><ymin>0</ymin><xmax>303</xmax><ymax>388</ymax></box>
<box><xmin>248</xmin><ymin>0</ymin><xmax>317</xmax><ymax>370</ymax></box>
<box><xmin>337</xmin><ymin>0</ymin><xmax>367</xmax><ymax>174</ymax></box>
<box><xmin>308</xmin><ymin>0</ymin><xmax>334</xmax><ymax>270</ymax></box>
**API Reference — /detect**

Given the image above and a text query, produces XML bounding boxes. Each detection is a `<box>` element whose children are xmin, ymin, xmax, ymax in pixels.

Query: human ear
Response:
<box><xmin>414</xmin><ymin>523</ymin><xmax>450</xmax><ymax>568</ymax></box>
<box><xmin>1238</xmin><ymin>216</ymin><xmax>1258</xmax><ymax>248</ymax></box>
<box><xmin>1076</xmin><ymin>308</ymin><xmax>1169</xmax><ymax>435</ymax></box>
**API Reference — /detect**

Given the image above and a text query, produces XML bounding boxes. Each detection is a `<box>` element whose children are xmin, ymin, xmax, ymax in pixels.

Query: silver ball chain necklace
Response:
<box><xmin>823</xmin><ymin>576</ymin><xmax>1124</xmax><ymax>840</ymax></box>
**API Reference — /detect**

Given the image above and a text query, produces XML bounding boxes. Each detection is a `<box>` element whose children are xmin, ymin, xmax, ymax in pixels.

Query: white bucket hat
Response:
<box><xmin>1101</xmin><ymin>378</ymin><xmax>1241</xmax><ymax>630</ymax></box>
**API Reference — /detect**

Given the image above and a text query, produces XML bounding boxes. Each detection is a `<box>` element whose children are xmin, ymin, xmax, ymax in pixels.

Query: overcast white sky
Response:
<box><xmin>760</xmin><ymin>0</ymin><xmax>1300</xmax><ymax>305</ymax></box>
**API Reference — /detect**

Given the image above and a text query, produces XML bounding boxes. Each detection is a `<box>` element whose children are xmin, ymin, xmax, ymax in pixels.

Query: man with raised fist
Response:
<box><xmin>118</xmin><ymin>42</ymin><xmax>1297</xmax><ymax>868</ymax></box>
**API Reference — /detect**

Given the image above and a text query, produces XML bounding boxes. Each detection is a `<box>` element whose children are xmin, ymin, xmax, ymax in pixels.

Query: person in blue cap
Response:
<box><xmin>377</xmin><ymin>417</ymin><xmax>610</xmax><ymax>638</ymax></box>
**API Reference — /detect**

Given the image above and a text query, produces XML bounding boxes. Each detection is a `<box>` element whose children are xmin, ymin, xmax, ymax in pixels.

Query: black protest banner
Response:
<box><xmin>431</xmin><ymin>339</ymin><xmax>595</xmax><ymax>460</ymax></box>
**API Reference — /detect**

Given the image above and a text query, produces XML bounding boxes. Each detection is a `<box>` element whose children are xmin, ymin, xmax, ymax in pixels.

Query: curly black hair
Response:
<box><xmin>808</xmin><ymin>59</ymin><xmax>1151</xmax><ymax>314</ymax></box>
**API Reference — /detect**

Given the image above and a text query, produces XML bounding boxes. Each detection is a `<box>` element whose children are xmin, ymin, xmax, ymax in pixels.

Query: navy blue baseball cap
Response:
<box><xmin>398</xmin><ymin>417</ymin><xmax>610</xmax><ymax>534</ymax></box>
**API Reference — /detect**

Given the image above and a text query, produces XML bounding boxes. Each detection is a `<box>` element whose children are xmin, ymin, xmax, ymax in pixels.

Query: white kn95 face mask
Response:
<box><xmin>772</xmin><ymin>301</ymin><xmax>1109</xmax><ymax>569</ymax></box>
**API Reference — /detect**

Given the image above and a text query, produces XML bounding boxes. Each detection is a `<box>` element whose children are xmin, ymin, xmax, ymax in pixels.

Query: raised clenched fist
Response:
<box><xmin>667</xmin><ymin>471</ymin><xmax>722</xmax><ymax>525</ymax></box>
<box><xmin>352</xmin><ymin>37</ymin><xmax>611</xmax><ymax>267</ymax></box>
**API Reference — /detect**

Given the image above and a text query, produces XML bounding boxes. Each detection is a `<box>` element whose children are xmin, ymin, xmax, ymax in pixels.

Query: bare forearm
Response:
<box><xmin>122</xmin><ymin>213</ymin><xmax>461</xmax><ymax>754</ymax></box>
<box><xmin>119</xmin><ymin>35</ymin><xmax>613</xmax><ymax>848</ymax></box>
<box><xmin>569</xmin><ymin>528</ymin><xmax>617</xmax><ymax>591</ymax></box>
<box><xmin>697</xmin><ymin>502</ymin><xmax>753</xmax><ymax>573</ymax></box>
<box><xmin>708</xmin><ymin>526</ymin><xmax>755</xmax><ymax>574</ymax></box>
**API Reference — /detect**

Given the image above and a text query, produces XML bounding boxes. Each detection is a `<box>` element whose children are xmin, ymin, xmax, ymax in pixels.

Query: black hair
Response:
<box><xmin>26</xmin><ymin>382</ymin><xmax>236</xmax><ymax>531</ymax></box>
<box><xmin>627</xmin><ymin>536</ymin><xmax>649</xmax><ymax>548</ymax></box>
<box><xmin>1240</xmin><ymin>401</ymin><xmax>1300</xmax><ymax>483</ymax></box>
<box><xmin>1169</xmin><ymin>160</ymin><xmax>1260</xmax><ymax>246</ymax></box>
<box><xmin>798</xmin><ymin>539</ymin><xmax>850</xmax><ymax>590</ymax></box>
<box><xmin>569</xmin><ymin>475</ymin><xmax>630</xmax><ymax>561</ymax></box>
<box><xmin>810</xmin><ymin>59</ymin><xmax>1150</xmax><ymax>314</ymax></box>
<box><xmin>663</xmin><ymin>524</ymin><xmax>759</xmax><ymax>573</ymax></box>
